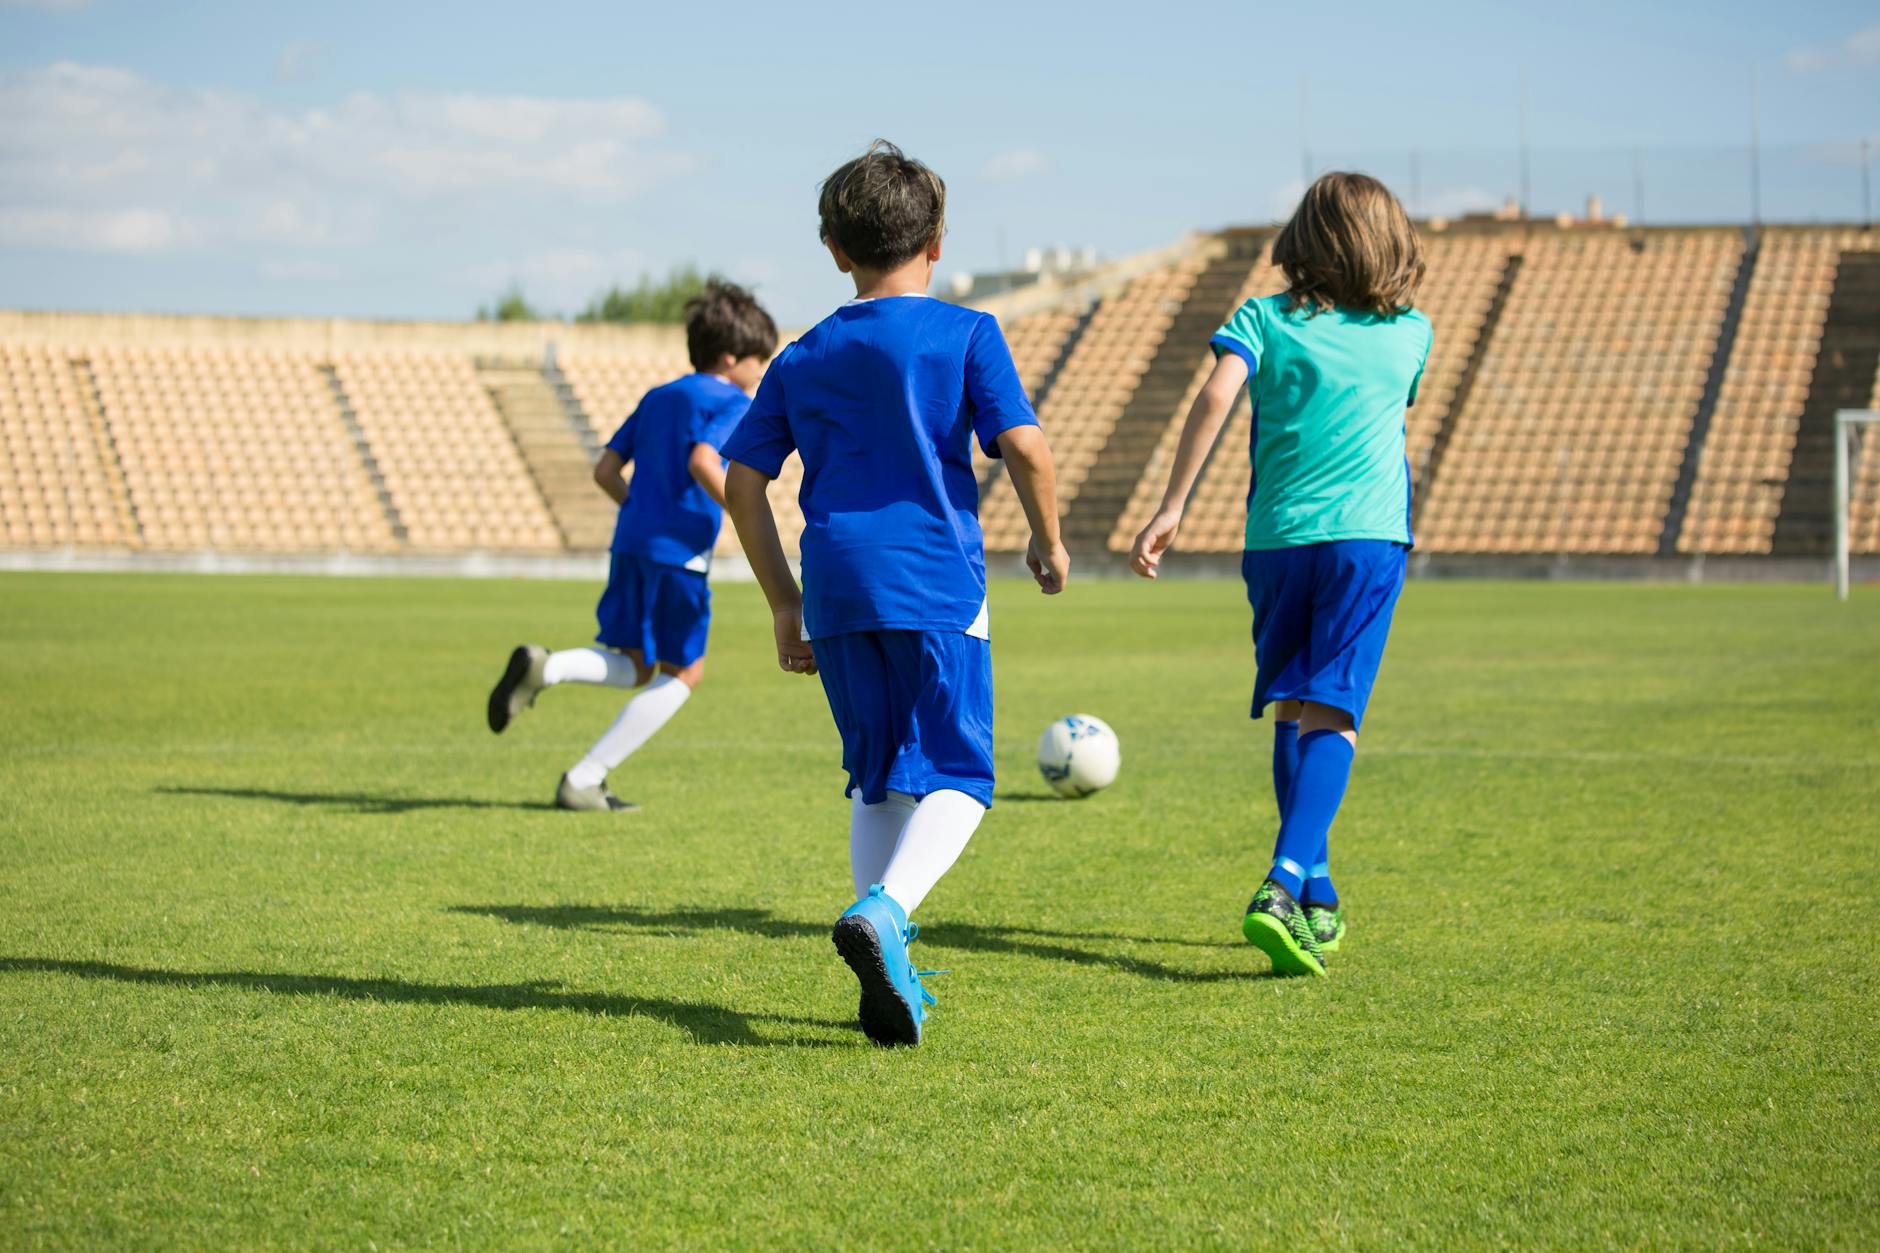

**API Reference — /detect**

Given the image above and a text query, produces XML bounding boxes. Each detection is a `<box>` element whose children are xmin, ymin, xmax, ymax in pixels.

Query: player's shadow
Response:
<box><xmin>0</xmin><ymin>956</ymin><xmax>849</xmax><ymax>1047</ymax></box>
<box><xmin>155</xmin><ymin>785</ymin><xmax>551</xmax><ymax>814</ymax></box>
<box><xmin>453</xmin><ymin>904</ymin><xmax>1251</xmax><ymax>983</ymax></box>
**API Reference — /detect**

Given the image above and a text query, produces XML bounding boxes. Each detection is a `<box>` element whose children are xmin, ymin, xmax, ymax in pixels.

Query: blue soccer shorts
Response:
<box><xmin>811</xmin><ymin>629</ymin><xmax>995</xmax><ymax>808</ymax></box>
<box><xmin>594</xmin><ymin>553</ymin><xmax>711</xmax><ymax>668</ymax></box>
<box><xmin>1241</xmin><ymin>540</ymin><xmax>1407</xmax><ymax>730</ymax></box>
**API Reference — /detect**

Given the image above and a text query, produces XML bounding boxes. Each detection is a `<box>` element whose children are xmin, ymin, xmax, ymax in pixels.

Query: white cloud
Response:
<box><xmin>0</xmin><ymin>206</ymin><xmax>184</xmax><ymax>253</ymax></box>
<box><xmin>1786</xmin><ymin>23</ymin><xmax>1880</xmax><ymax>74</ymax></box>
<box><xmin>273</xmin><ymin>40</ymin><xmax>331</xmax><ymax>85</ymax></box>
<box><xmin>0</xmin><ymin>62</ymin><xmax>699</xmax><ymax>257</ymax></box>
<box><xmin>980</xmin><ymin>148</ymin><xmax>1050</xmax><ymax>182</ymax></box>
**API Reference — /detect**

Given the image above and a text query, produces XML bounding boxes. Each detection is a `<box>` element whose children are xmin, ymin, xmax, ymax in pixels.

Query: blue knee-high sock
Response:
<box><xmin>1269</xmin><ymin>729</ymin><xmax>1355</xmax><ymax>898</ymax></box>
<box><xmin>1271</xmin><ymin>720</ymin><xmax>1299</xmax><ymax>814</ymax></box>
<box><xmin>1302</xmin><ymin>834</ymin><xmax>1338</xmax><ymax>909</ymax></box>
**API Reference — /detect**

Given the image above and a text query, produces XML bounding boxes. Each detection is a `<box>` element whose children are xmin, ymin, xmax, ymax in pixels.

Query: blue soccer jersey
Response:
<box><xmin>720</xmin><ymin>296</ymin><xmax>1038</xmax><ymax>638</ymax></box>
<box><xmin>606</xmin><ymin>373</ymin><xmax>750</xmax><ymax>571</ymax></box>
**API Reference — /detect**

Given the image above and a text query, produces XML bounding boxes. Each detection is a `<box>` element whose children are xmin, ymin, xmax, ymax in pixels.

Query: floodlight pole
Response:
<box><xmin>1299</xmin><ymin>74</ymin><xmax>1313</xmax><ymax>185</ymax></box>
<box><xmin>1862</xmin><ymin>138</ymin><xmax>1872</xmax><ymax>231</ymax></box>
<box><xmin>1749</xmin><ymin>68</ymin><xmax>1762</xmax><ymax>225</ymax></box>
<box><xmin>1518</xmin><ymin>69</ymin><xmax>1531</xmax><ymax>220</ymax></box>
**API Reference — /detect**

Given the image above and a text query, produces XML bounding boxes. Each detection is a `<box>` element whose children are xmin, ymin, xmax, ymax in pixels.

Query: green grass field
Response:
<box><xmin>2</xmin><ymin>571</ymin><xmax>1876</xmax><ymax>1247</ymax></box>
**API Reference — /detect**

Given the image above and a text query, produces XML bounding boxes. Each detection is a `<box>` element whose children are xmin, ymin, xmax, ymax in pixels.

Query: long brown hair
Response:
<box><xmin>1272</xmin><ymin>172</ymin><xmax>1425</xmax><ymax>318</ymax></box>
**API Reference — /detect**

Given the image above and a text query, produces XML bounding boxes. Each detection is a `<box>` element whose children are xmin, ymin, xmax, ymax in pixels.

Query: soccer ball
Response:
<box><xmin>1036</xmin><ymin>714</ymin><xmax>1121</xmax><ymax>798</ymax></box>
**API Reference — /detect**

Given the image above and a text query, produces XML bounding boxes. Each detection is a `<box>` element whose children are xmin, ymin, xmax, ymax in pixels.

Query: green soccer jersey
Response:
<box><xmin>1210</xmin><ymin>295</ymin><xmax>1431</xmax><ymax>550</ymax></box>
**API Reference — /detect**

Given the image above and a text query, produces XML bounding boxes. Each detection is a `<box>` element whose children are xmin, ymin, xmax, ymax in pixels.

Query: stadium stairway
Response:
<box><xmin>70</xmin><ymin>354</ymin><xmax>144</xmax><ymax>547</ymax></box>
<box><xmin>1770</xmin><ymin>251</ymin><xmax>1880</xmax><ymax>556</ymax></box>
<box><xmin>1658</xmin><ymin>229</ymin><xmax>1761</xmax><ymax>553</ymax></box>
<box><xmin>1415</xmin><ymin>251</ymin><xmax>1522</xmax><ymax>516</ymax></box>
<box><xmin>1059</xmin><ymin>231</ymin><xmax>1267</xmax><ymax>553</ymax></box>
<box><xmin>480</xmin><ymin>362</ymin><xmax>615</xmax><ymax>551</ymax></box>
<box><xmin>319</xmin><ymin>364</ymin><xmax>407</xmax><ymax>544</ymax></box>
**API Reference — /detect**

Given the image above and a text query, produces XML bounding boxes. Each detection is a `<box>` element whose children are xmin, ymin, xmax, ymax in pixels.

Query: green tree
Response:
<box><xmin>475</xmin><ymin>283</ymin><xmax>542</xmax><ymax>322</ymax></box>
<box><xmin>576</xmin><ymin>264</ymin><xmax>711</xmax><ymax>324</ymax></box>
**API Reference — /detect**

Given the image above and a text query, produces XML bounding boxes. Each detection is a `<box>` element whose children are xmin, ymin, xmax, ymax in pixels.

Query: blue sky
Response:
<box><xmin>2</xmin><ymin>0</ymin><xmax>1876</xmax><ymax>325</ymax></box>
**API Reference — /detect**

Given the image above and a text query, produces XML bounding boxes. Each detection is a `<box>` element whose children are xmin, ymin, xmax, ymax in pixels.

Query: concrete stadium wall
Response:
<box><xmin>0</xmin><ymin>309</ymin><xmax>690</xmax><ymax>359</ymax></box>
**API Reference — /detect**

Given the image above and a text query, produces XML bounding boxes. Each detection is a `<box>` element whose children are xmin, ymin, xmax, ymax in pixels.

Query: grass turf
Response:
<box><xmin>1</xmin><ymin>571</ymin><xmax>1876</xmax><ymax>1247</ymax></box>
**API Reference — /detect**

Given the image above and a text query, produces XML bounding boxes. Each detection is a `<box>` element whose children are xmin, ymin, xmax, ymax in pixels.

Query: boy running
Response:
<box><xmin>1128</xmin><ymin>172</ymin><xmax>1429</xmax><ymax>977</ymax></box>
<box><xmin>486</xmin><ymin>280</ymin><xmax>777</xmax><ymax>811</ymax></box>
<box><xmin>721</xmin><ymin>141</ymin><xmax>1067</xmax><ymax>1046</ymax></box>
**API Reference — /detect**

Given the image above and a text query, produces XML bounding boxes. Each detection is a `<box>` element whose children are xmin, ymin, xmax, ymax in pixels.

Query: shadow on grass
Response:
<box><xmin>155</xmin><ymin>785</ymin><xmax>551</xmax><ymax>814</ymax></box>
<box><xmin>452</xmin><ymin>904</ymin><xmax>1253</xmax><ymax>983</ymax></box>
<box><xmin>0</xmin><ymin>957</ymin><xmax>851</xmax><ymax>1047</ymax></box>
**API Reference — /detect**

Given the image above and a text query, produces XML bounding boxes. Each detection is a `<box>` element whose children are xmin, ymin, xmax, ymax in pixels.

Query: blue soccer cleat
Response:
<box><xmin>831</xmin><ymin>884</ymin><xmax>938</xmax><ymax>1046</ymax></box>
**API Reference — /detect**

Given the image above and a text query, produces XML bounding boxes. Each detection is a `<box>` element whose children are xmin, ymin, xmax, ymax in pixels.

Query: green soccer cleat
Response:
<box><xmin>1306</xmin><ymin>904</ymin><xmax>1345</xmax><ymax>953</ymax></box>
<box><xmin>1243</xmin><ymin>878</ymin><xmax>1328</xmax><ymax>977</ymax></box>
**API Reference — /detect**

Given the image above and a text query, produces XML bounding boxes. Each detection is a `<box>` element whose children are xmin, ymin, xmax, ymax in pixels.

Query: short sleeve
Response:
<box><xmin>965</xmin><ymin>316</ymin><xmax>1038</xmax><ymax>458</ymax></box>
<box><xmin>604</xmin><ymin>409</ymin><xmax>636</xmax><ymax>460</ymax></box>
<box><xmin>1407</xmin><ymin>321</ymin><xmax>1433</xmax><ymax>407</ymax></box>
<box><xmin>1210</xmin><ymin>299</ymin><xmax>1263</xmax><ymax>375</ymax></box>
<box><xmin>692</xmin><ymin>392</ymin><xmax>748</xmax><ymax>454</ymax></box>
<box><xmin>720</xmin><ymin>355</ymin><xmax>793</xmax><ymax>478</ymax></box>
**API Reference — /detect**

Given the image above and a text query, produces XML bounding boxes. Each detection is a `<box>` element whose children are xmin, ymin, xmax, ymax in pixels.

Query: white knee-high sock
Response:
<box><xmin>879</xmin><ymin>789</ymin><xmax>986</xmax><ymax>915</ymax></box>
<box><xmin>850</xmin><ymin>790</ymin><xmax>918</xmax><ymax>898</ymax></box>
<box><xmin>544</xmin><ymin>647</ymin><xmax>643</xmax><ymax>688</ymax></box>
<box><xmin>565</xmin><ymin>674</ymin><xmax>690</xmax><ymax>788</ymax></box>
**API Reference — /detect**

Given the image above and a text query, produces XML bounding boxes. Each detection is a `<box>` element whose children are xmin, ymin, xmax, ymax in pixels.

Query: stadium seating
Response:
<box><xmin>1103</xmin><ymin>245</ymin><xmax>1286</xmax><ymax>553</ymax></box>
<box><xmin>1417</xmin><ymin>230</ymin><xmax>1741</xmax><ymax>554</ymax></box>
<box><xmin>332</xmin><ymin>352</ymin><xmax>560</xmax><ymax>552</ymax></box>
<box><xmin>1854</xmin><ymin>359</ymin><xmax>1880</xmax><ymax>555</ymax></box>
<box><xmin>1678</xmin><ymin>229</ymin><xmax>1875</xmax><ymax>554</ymax></box>
<box><xmin>978</xmin><ymin>252</ymin><xmax>1213</xmax><ymax>551</ymax></box>
<box><xmin>4</xmin><ymin>223</ymin><xmax>1876</xmax><ymax>566</ymax></box>
<box><xmin>558</xmin><ymin>351</ymin><xmax>692</xmax><ymax>445</ymax></box>
<box><xmin>90</xmin><ymin>346</ymin><xmax>396</xmax><ymax>553</ymax></box>
<box><xmin>0</xmin><ymin>344</ymin><xmax>134</xmax><ymax>549</ymax></box>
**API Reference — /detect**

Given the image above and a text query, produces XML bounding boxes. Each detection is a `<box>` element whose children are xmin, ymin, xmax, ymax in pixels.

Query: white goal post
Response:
<box><xmin>1835</xmin><ymin>409</ymin><xmax>1880</xmax><ymax>601</ymax></box>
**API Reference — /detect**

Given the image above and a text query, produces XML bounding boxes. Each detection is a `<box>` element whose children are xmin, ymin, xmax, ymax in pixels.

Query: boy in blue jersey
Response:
<box><xmin>722</xmin><ymin>141</ymin><xmax>1068</xmax><ymax>1046</ymax></box>
<box><xmin>486</xmin><ymin>280</ymin><xmax>777</xmax><ymax>811</ymax></box>
<box><xmin>1129</xmin><ymin>172</ymin><xmax>1430</xmax><ymax>977</ymax></box>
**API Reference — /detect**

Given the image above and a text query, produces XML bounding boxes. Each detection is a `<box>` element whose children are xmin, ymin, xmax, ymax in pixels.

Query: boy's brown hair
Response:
<box><xmin>685</xmin><ymin>278</ymin><xmax>778</xmax><ymax>371</ymax></box>
<box><xmin>818</xmin><ymin>139</ymin><xmax>946</xmax><ymax>270</ymax></box>
<box><xmin>1272</xmin><ymin>172</ymin><xmax>1425</xmax><ymax>318</ymax></box>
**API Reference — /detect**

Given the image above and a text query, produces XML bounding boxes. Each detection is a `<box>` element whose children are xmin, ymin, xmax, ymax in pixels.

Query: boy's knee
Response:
<box><xmin>1273</xmin><ymin>699</ymin><xmax>1304</xmax><ymax>723</ymax></box>
<box><xmin>661</xmin><ymin>659</ymin><xmax>705</xmax><ymax>689</ymax></box>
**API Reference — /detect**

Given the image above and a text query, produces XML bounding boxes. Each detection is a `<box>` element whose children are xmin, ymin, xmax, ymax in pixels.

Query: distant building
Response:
<box><xmin>946</xmin><ymin>245</ymin><xmax>1102</xmax><ymax>300</ymax></box>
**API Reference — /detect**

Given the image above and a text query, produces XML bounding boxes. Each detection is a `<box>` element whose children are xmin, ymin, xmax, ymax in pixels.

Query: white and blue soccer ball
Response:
<box><xmin>1036</xmin><ymin>714</ymin><xmax>1121</xmax><ymax>798</ymax></box>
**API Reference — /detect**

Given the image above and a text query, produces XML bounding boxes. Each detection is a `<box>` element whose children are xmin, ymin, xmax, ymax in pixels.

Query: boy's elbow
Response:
<box><xmin>724</xmin><ymin>462</ymin><xmax>767</xmax><ymax>509</ymax></box>
<box><xmin>997</xmin><ymin>424</ymin><xmax>1049</xmax><ymax>466</ymax></box>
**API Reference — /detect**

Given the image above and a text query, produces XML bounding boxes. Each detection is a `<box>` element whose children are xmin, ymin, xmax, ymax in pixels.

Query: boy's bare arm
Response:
<box><xmin>996</xmin><ymin>424</ymin><xmax>1069</xmax><ymax>595</ymax></box>
<box><xmin>1128</xmin><ymin>354</ymin><xmax>1248</xmax><ymax>579</ymax></box>
<box><xmin>723</xmin><ymin>462</ymin><xmax>817</xmax><ymax>675</ymax></box>
<box><xmin>593</xmin><ymin>449</ymin><xmax>630</xmax><ymax>506</ymax></box>
<box><xmin>687</xmin><ymin>443</ymin><xmax>729</xmax><ymax>508</ymax></box>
